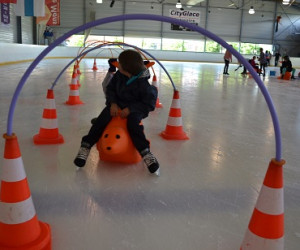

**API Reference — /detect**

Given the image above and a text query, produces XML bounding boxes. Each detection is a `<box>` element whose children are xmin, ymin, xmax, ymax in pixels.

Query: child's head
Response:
<box><xmin>284</xmin><ymin>55</ymin><xmax>289</xmax><ymax>61</ymax></box>
<box><xmin>118</xmin><ymin>50</ymin><xmax>146</xmax><ymax>76</ymax></box>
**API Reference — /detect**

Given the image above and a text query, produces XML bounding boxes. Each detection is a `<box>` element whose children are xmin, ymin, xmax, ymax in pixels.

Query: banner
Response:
<box><xmin>15</xmin><ymin>0</ymin><xmax>45</xmax><ymax>17</ymax></box>
<box><xmin>0</xmin><ymin>1</ymin><xmax>16</xmax><ymax>3</ymax></box>
<box><xmin>36</xmin><ymin>0</ymin><xmax>60</xmax><ymax>26</ymax></box>
<box><xmin>169</xmin><ymin>9</ymin><xmax>200</xmax><ymax>31</ymax></box>
<box><xmin>1</xmin><ymin>3</ymin><xmax>10</xmax><ymax>24</ymax></box>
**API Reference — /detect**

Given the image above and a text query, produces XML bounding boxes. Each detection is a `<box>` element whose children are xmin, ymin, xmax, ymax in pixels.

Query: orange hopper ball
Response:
<box><xmin>97</xmin><ymin>116</ymin><xmax>142</xmax><ymax>164</ymax></box>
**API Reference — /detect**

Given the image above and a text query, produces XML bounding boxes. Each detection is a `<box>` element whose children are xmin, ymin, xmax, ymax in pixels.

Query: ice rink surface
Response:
<box><xmin>0</xmin><ymin>59</ymin><xmax>300</xmax><ymax>249</ymax></box>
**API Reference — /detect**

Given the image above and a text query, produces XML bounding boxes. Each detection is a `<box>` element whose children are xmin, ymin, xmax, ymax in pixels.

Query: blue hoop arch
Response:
<box><xmin>6</xmin><ymin>14</ymin><xmax>282</xmax><ymax>161</ymax></box>
<box><xmin>51</xmin><ymin>42</ymin><xmax>176</xmax><ymax>90</ymax></box>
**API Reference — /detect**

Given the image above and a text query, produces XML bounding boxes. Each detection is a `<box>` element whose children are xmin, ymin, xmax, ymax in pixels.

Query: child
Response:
<box><xmin>90</xmin><ymin>58</ymin><xmax>117</xmax><ymax>125</ymax></box>
<box><xmin>74</xmin><ymin>50</ymin><xmax>160</xmax><ymax>175</ymax></box>
<box><xmin>280</xmin><ymin>55</ymin><xmax>296</xmax><ymax>79</ymax></box>
<box><xmin>249</xmin><ymin>56</ymin><xmax>259</xmax><ymax>73</ymax></box>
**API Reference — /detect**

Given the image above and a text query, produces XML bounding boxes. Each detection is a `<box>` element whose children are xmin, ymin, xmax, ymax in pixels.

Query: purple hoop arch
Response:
<box><xmin>51</xmin><ymin>42</ymin><xmax>175</xmax><ymax>90</ymax></box>
<box><xmin>6</xmin><ymin>14</ymin><xmax>282</xmax><ymax>161</ymax></box>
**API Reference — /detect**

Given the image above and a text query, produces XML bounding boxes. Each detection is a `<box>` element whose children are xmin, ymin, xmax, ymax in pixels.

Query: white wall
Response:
<box><xmin>1</xmin><ymin>43</ymin><xmax>300</xmax><ymax>68</ymax></box>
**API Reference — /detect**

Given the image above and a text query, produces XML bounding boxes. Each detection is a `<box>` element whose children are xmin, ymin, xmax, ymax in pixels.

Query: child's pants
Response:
<box><xmin>282</xmin><ymin>68</ymin><xmax>295</xmax><ymax>77</ymax></box>
<box><xmin>82</xmin><ymin>106</ymin><xmax>150</xmax><ymax>155</ymax></box>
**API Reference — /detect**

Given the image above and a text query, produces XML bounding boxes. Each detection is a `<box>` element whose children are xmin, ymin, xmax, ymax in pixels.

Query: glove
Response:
<box><xmin>108</xmin><ymin>58</ymin><xmax>117</xmax><ymax>72</ymax></box>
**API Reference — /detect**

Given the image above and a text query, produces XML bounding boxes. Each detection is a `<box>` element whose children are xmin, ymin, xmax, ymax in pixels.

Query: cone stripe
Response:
<box><xmin>171</xmin><ymin>99</ymin><xmax>181</xmax><ymax>108</ymax></box>
<box><xmin>248</xmin><ymin>208</ymin><xmax>284</xmax><ymax>239</ymax></box>
<box><xmin>241</xmin><ymin>229</ymin><xmax>284</xmax><ymax>250</ymax></box>
<box><xmin>0</xmin><ymin>197</ymin><xmax>36</xmax><ymax>224</ymax></box>
<box><xmin>263</xmin><ymin>160</ymin><xmax>283</xmax><ymax>188</ymax></box>
<box><xmin>3</xmin><ymin>134</ymin><xmax>21</xmax><ymax>159</ymax></box>
<box><xmin>0</xmin><ymin>215</ymin><xmax>42</xmax><ymax>247</ymax></box>
<box><xmin>71</xmin><ymin>77</ymin><xmax>77</xmax><ymax>85</ymax></box>
<box><xmin>46</xmin><ymin>90</ymin><xmax>54</xmax><ymax>99</ymax></box>
<box><xmin>256</xmin><ymin>186</ymin><xmax>284</xmax><ymax>214</ymax></box>
<box><xmin>1</xmin><ymin>179</ymin><xmax>31</xmax><ymax>202</ymax></box>
<box><xmin>41</xmin><ymin>118</ymin><xmax>58</xmax><ymax>129</ymax></box>
<box><xmin>152</xmin><ymin>80</ymin><xmax>158</xmax><ymax>88</ymax></box>
<box><xmin>163</xmin><ymin>126</ymin><xmax>185</xmax><ymax>134</ymax></box>
<box><xmin>70</xmin><ymin>90</ymin><xmax>80</xmax><ymax>96</ymax></box>
<box><xmin>43</xmin><ymin>109</ymin><xmax>57</xmax><ymax>119</ymax></box>
<box><xmin>173</xmin><ymin>90</ymin><xmax>180</xmax><ymax>99</ymax></box>
<box><xmin>167</xmin><ymin>117</ymin><xmax>183</xmax><ymax>126</ymax></box>
<box><xmin>44</xmin><ymin>99</ymin><xmax>55</xmax><ymax>109</ymax></box>
<box><xmin>70</xmin><ymin>84</ymin><xmax>79</xmax><ymax>90</ymax></box>
<box><xmin>2</xmin><ymin>158</ymin><xmax>26</xmax><ymax>182</ymax></box>
<box><xmin>169</xmin><ymin>108</ymin><xmax>182</xmax><ymax>117</ymax></box>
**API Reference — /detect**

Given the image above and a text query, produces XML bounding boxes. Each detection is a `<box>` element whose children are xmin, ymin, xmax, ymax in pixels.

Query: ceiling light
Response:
<box><xmin>282</xmin><ymin>0</ymin><xmax>290</xmax><ymax>5</ymax></box>
<box><xmin>96</xmin><ymin>0</ymin><xmax>102</xmax><ymax>3</ymax></box>
<box><xmin>176</xmin><ymin>0</ymin><xmax>182</xmax><ymax>9</ymax></box>
<box><xmin>249</xmin><ymin>6</ymin><xmax>255</xmax><ymax>14</ymax></box>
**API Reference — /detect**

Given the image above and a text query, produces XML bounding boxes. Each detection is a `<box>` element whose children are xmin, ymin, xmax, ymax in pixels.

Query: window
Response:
<box><xmin>205</xmin><ymin>40</ymin><xmax>221</xmax><ymax>53</ymax></box>
<box><xmin>221</xmin><ymin>42</ymin><xmax>239</xmax><ymax>53</ymax></box>
<box><xmin>141</xmin><ymin>38</ymin><xmax>161</xmax><ymax>50</ymax></box>
<box><xmin>162</xmin><ymin>38</ymin><xmax>184</xmax><ymax>51</ymax></box>
<box><xmin>66</xmin><ymin>35</ymin><xmax>84</xmax><ymax>47</ymax></box>
<box><xmin>104</xmin><ymin>36</ymin><xmax>123</xmax><ymax>43</ymax></box>
<box><xmin>182</xmin><ymin>40</ymin><xmax>204</xmax><ymax>52</ymax></box>
<box><xmin>240</xmin><ymin>43</ymin><xmax>256</xmax><ymax>54</ymax></box>
<box><xmin>64</xmin><ymin>34</ymin><xmax>274</xmax><ymax>56</ymax></box>
<box><xmin>85</xmin><ymin>35</ymin><xmax>105</xmax><ymax>45</ymax></box>
<box><xmin>240</xmin><ymin>43</ymin><xmax>273</xmax><ymax>55</ymax></box>
<box><xmin>124</xmin><ymin>37</ymin><xmax>143</xmax><ymax>48</ymax></box>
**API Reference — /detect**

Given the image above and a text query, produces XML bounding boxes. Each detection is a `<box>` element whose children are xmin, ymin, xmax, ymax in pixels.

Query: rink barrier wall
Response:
<box><xmin>1</xmin><ymin>43</ymin><xmax>300</xmax><ymax>68</ymax></box>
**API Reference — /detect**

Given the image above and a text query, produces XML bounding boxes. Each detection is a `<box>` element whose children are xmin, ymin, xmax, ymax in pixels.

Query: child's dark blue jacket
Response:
<box><xmin>105</xmin><ymin>70</ymin><xmax>157</xmax><ymax>118</ymax></box>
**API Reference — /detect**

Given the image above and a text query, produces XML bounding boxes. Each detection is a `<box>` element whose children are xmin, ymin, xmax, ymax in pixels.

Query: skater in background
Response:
<box><xmin>223</xmin><ymin>45</ymin><xmax>232</xmax><ymax>75</ymax></box>
<box><xmin>265</xmin><ymin>50</ymin><xmax>271</xmax><ymax>66</ymax></box>
<box><xmin>274</xmin><ymin>51</ymin><xmax>281</xmax><ymax>67</ymax></box>
<box><xmin>258</xmin><ymin>48</ymin><xmax>267</xmax><ymax>77</ymax></box>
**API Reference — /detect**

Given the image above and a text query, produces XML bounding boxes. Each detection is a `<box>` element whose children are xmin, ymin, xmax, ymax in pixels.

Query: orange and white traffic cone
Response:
<box><xmin>1</xmin><ymin>133</ymin><xmax>52</xmax><ymax>249</ymax></box>
<box><xmin>65</xmin><ymin>71</ymin><xmax>84</xmax><ymax>105</ymax></box>
<box><xmin>92</xmin><ymin>58</ymin><xmax>98</xmax><ymax>71</ymax></box>
<box><xmin>160</xmin><ymin>90</ymin><xmax>189</xmax><ymax>140</ymax></box>
<box><xmin>240</xmin><ymin>158</ymin><xmax>285</xmax><ymax>250</ymax></box>
<box><xmin>33</xmin><ymin>89</ymin><xmax>64</xmax><ymax>145</ymax></box>
<box><xmin>152</xmin><ymin>75</ymin><xmax>163</xmax><ymax>108</ymax></box>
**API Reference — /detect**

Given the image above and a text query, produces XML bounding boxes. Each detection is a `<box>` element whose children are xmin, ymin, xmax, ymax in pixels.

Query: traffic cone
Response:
<box><xmin>240</xmin><ymin>158</ymin><xmax>285</xmax><ymax>250</ymax></box>
<box><xmin>160</xmin><ymin>90</ymin><xmax>189</xmax><ymax>140</ymax></box>
<box><xmin>33</xmin><ymin>89</ymin><xmax>64</xmax><ymax>145</ymax></box>
<box><xmin>0</xmin><ymin>133</ymin><xmax>52</xmax><ymax>249</ymax></box>
<box><xmin>92</xmin><ymin>58</ymin><xmax>98</xmax><ymax>71</ymax></box>
<box><xmin>152</xmin><ymin>75</ymin><xmax>163</xmax><ymax>108</ymax></box>
<box><xmin>65</xmin><ymin>71</ymin><xmax>84</xmax><ymax>105</ymax></box>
